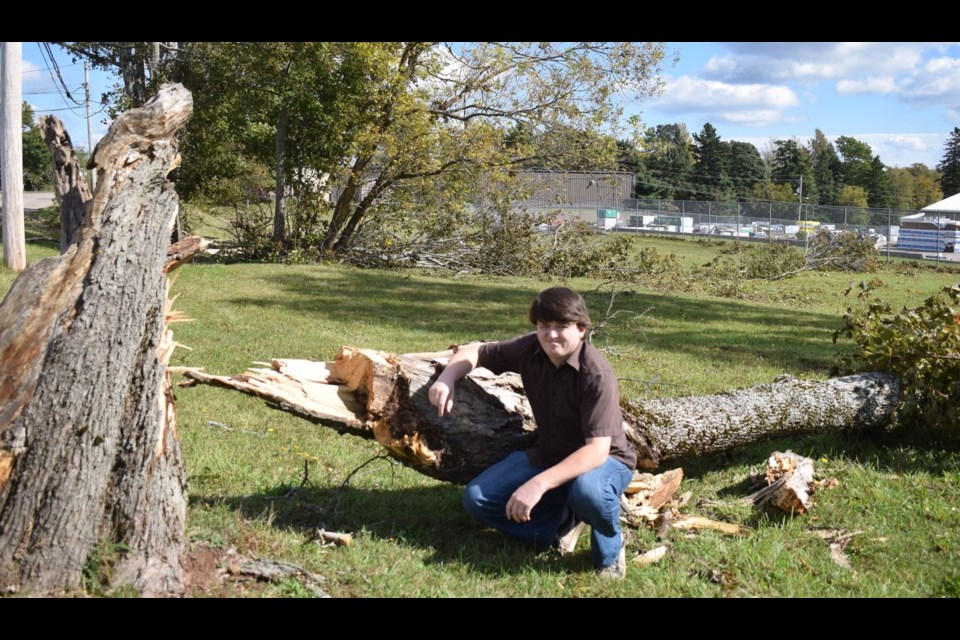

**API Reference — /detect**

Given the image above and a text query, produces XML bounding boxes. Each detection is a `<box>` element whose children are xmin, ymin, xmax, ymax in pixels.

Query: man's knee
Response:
<box><xmin>567</xmin><ymin>465</ymin><xmax>626</xmax><ymax>521</ymax></box>
<box><xmin>462</xmin><ymin>481</ymin><xmax>485</xmax><ymax>517</ymax></box>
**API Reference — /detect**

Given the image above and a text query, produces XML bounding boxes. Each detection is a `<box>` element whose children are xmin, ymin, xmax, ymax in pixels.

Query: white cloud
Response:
<box><xmin>721</xmin><ymin>110</ymin><xmax>805</xmax><ymax>126</ymax></box>
<box><xmin>837</xmin><ymin>76</ymin><xmax>898</xmax><ymax>94</ymax></box>
<box><xmin>898</xmin><ymin>56</ymin><xmax>960</xmax><ymax>103</ymax></box>
<box><xmin>654</xmin><ymin>75</ymin><xmax>799</xmax><ymax>126</ymax></box>
<box><xmin>703</xmin><ymin>43</ymin><xmax>933</xmax><ymax>83</ymax></box>
<box><xmin>21</xmin><ymin>59</ymin><xmax>53</xmax><ymax>92</ymax></box>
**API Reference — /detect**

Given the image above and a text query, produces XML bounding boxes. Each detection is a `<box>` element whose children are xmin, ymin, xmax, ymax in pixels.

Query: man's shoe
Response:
<box><xmin>555</xmin><ymin>510</ymin><xmax>586</xmax><ymax>555</ymax></box>
<box><xmin>597</xmin><ymin>544</ymin><xmax>626</xmax><ymax>580</ymax></box>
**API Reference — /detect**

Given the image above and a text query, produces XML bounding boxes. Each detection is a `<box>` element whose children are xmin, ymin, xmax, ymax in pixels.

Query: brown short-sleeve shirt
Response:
<box><xmin>477</xmin><ymin>332</ymin><xmax>637</xmax><ymax>470</ymax></box>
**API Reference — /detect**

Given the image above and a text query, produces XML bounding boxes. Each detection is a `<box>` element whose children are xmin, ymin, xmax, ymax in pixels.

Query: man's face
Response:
<box><xmin>536</xmin><ymin>320</ymin><xmax>586</xmax><ymax>366</ymax></box>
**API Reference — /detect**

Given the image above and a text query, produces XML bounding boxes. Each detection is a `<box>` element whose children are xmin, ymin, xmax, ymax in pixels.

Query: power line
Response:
<box><xmin>38</xmin><ymin>42</ymin><xmax>83</xmax><ymax>108</ymax></box>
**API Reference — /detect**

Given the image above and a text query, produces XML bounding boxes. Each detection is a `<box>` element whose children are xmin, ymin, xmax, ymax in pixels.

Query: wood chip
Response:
<box><xmin>311</xmin><ymin>529</ymin><xmax>353</xmax><ymax>547</ymax></box>
<box><xmin>671</xmin><ymin>515</ymin><xmax>743</xmax><ymax>536</ymax></box>
<box><xmin>745</xmin><ymin>451</ymin><xmax>816</xmax><ymax>514</ymax></box>
<box><xmin>634</xmin><ymin>545</ymin><xmax>669</xmax><ymax>566</ymax></box>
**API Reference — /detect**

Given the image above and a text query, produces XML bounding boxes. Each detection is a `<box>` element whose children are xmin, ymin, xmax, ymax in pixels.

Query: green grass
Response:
<box><xmin>3</xmin><ymin>230</ymin><xmax>960</xmax><ymax>597</ymax></box>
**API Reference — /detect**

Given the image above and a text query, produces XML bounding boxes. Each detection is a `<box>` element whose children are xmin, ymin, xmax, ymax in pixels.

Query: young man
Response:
<box><xmin>428</xmin><ymin>287</ymin><xmax>637</xmax><ymax>578</ymax></box>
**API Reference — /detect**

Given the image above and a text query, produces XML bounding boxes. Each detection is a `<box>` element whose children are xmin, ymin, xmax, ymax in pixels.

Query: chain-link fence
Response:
<box><xmin>523</xmin><ymin>197</ymin><xmax>928</xmax><ymax>249</ymax></box>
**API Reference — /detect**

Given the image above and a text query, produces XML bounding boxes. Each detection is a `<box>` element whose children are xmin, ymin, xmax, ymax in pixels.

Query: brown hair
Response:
<box><xmin>528</xmin><ymin>287</ymin><xmax>592</xmax><ymax>329</ymax></box>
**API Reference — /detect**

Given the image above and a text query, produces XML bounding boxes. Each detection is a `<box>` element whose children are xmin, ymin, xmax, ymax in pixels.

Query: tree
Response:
<box><xmin>865</xmin><ymin>156</ymin><xmax>892</xmax><ymax>208</ymax></box>
<box><xmin>770</xmin><ymin>139</ymin><xmax>816</xmax><ymax>206</ymax></box>
<box><xmin>186</xmin><ymin>348</ymin><xmax>900</xmax><ymax>484</ymax></box>
<box><xmin>936</xmin><ymin>126</ymin><xmax>960</xmax><ymax>196</ymax></box>
<box><xmin>313</xmin><ymin>42</ymin><xmax>669</xmax><ymax>256</ymax></box>
<box><xmin>837</xmin><ymin>184</ymin><xmax>869</xmax><ymax>212</ymax></box>
<box><xmin>55</xmin><ymin>42</ymin><xmax>182</xmax><ymax>110</ymax></box>
<box><xmin>836</xmin><ymin>136</ymin><xmax>874</xmax><ymax>188</ymax></box>
<box><xmin>173</xmin><ymin>42</ymin><xmax>386</xmax><ymax>247</ymax></box>
<box><xmin>691</xmin><ymin>122</ymin><xmax>733</xmax><ymax>200</ymax></box>
<box><xmin>103</xmin><ymin>42</ymin><xmax>668</xmax><ymax>261</ymax></box>
<box><xmin>808</xmin><ymin>129</ymin><xmax>841</xmax><ymax>205</ymax></box>
<box><xmin>21</xmin><ymin>103</ymin><xmax>52</xmax><ymax>191</ymax></box>
<box><xmin>887</xmin><ymin>167</ymin><xmax>916</xmax><ymax>210</ymax></box>
<box><xmin>0</xmin><ymin>84</ymin><xmax>192</xmax><ymax>596</ymax></box>
<box><xmin>886</xmin><ymin>164</ymin><xmax>941</xmax><ymax>211</ymax></box>
<box><xmin>727</xmin><ymin>140</ymin><xmax>766</xmax><ymax>200</ymax></box>
<box><xmin>907</xmin><ymin>163</ymin><xmax>942</xmax><ymax>208</ymax></box>
<box><xmin>638</xmin><ymin>123</ymin><xmax>694</xmax><ymax>199</ymax></box>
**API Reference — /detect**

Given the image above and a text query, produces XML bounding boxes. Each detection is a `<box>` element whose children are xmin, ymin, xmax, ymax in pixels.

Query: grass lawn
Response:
<box><xmin>3</xmin><ymin>229</ymin><xmax>959</xmax><ymax>598</ymax></box>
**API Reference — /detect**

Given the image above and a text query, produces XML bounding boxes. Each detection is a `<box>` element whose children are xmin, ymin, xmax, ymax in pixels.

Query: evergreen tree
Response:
<box><xmin>936</xmin><ymin>126</ymin><xmax>960</xmax><ymax>196</ymax></box>
<box><xmin>771</xmin><ymin>139</ymin><xmax>816</xmax><ymax>204</ymax></box>
<box><xmin>691</xmin><ymin>122</ymin><xmax>732</xmax><ymax>200</ymax></box>
<box><xmin>639</xmin><ymin>123</ymin><xmax>695</xmax><ymax>199</ymax></box>
<box><xmin>865</xmin><ymin>156</ymin><xmax>892</xmax><ymax>208</ymax></box>
<box><xmin>808</xmin><ymin>129</ymin><xmax>841</xmax><ymax>205</ymax></box>
<box><xmin>727</xmin><ymin>140</ymin><xmax>766</xmax><ymax>200</ymax></box>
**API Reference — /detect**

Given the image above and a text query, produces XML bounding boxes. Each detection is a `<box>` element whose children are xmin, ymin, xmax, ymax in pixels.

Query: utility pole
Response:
<box><xmin>84</xmin><ymin>61</ymin><xmax>96</xmax><ymax>190</ymax></box>
<box><xmin>2</xmin><ymin>41</ymin><xmax>26</xmax><ymax>272</ymax></box>
<box><xmin>797</xmin><ymin>175</ymin><xmax>803</xmax><ymax>221</ymax></box>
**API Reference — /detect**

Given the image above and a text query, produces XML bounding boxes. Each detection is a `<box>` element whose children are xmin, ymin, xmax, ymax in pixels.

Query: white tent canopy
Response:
<box><xmin>922</xmin><ymin>192</ymin><xmax>960</xmax><ymax>213</ymax></box>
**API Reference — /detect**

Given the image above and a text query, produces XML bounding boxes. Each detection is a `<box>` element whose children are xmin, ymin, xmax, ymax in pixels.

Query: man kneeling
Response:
<box><xmin>428</xmin><ymin>287</ymin><xmax>637</xmax><ymax>579</ymax></box>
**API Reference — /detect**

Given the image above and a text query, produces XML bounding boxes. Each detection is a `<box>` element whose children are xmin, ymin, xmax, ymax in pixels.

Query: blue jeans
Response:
<box><xmin>462</xmin><ymin>451</ymin><xmax>633</xmax><ymax>569</ymax></box>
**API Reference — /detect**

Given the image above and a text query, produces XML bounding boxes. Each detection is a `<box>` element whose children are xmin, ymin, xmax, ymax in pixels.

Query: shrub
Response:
<box><xmin>834</xmin><ymin>283</ymin><xmax>960</xmax><ymax>432</ymax></box>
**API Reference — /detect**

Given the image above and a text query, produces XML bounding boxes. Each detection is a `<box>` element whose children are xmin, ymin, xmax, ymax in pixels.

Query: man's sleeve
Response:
<box><xmin>579</xmin><ymin>370</ymin><xmax>624</xmax><ymax>439</ymax></box>
<box><xmin>476</xmin><ymin>333</ymin><xmax>534</xmax><ymax>375</ymax></box>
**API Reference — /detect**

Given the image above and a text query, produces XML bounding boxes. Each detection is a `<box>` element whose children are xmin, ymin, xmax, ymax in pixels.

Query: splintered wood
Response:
<box><xmin>621</xmin><ymin>467</ymin><xmax>743</xmax><ymax>536</ymax></box>
<box><xmin>745</xmin><ymin>450</ymin><xmax>818</xmax><ymax>514</ymax></box>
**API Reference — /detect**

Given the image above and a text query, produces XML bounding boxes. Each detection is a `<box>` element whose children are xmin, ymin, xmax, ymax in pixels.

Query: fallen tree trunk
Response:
<box><xmin>183</xmin><ymin>346</ymin><xmax>900</xmax><ymax>485</ymax></box>
<box><xmin>0</xmin><ymin>84</ymin><xmax>193</xmax><ymax>597</ymax></box>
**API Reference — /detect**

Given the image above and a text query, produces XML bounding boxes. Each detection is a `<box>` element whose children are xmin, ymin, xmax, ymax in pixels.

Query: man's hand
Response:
<box><xmin>429</xmin><ymin>380</ymin><xmax>455</xmax><ymax>417</ymax></box>
<box><xmin>427</xmin><ymin>344</ymin><xmax>481</xmax><ymax>417</ymax></box>
<box><xmin>506</xmin><ymin>477</ymin><xmax>547</xmax><ymax>522</ymax></box>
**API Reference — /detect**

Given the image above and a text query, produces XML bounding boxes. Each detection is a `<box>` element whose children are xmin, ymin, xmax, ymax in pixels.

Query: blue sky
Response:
<box><xmin>15</xmin><ymin>42</ymin><xmax>960</xmax><ymax>170</ymax></box>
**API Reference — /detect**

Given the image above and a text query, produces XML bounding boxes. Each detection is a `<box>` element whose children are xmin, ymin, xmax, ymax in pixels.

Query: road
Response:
<box><xmin>1</xmin><ymin>191</ymin><xmax>55</xmax><ymax>212</ymax></box>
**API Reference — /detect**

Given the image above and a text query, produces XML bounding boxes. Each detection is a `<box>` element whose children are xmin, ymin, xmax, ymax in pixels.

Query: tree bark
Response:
<box><xmin>184</xmin><ymin>346</ymin><xmax>900</xmax><ymax>485</ymax></box>
<box><xmin>272</xmin><ymin>106</ymin><xmax>288</xmax><ymax>244</ymax></box>
<box><xmin>39</xmin><ymin>115</ymin><xmax>93</xmax><ymax>253</ymax></box>
<box><xmin>0</xmin><ymin>84</ymin><xmax>193</xmax><ymax>596</ymax></box>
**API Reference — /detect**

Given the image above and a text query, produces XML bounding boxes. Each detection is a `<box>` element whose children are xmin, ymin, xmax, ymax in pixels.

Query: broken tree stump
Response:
<box><xmin>0</xmin><ymin>84</ymin><xmax>193</xmax><ymax>597</ymax></box>
<box><xmin>183</xmin><ymin>345</ymin><xmax>901</xmax><ymax>485</ymax></box>
<box><xmin>39</xmin><ymin>114</ymin><xmax>92</xmax><ymax>253</ymax></box>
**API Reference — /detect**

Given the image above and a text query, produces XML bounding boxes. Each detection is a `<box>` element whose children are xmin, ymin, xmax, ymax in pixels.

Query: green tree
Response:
<box><xmin>63</xmin><ymin>42</ymin><xmax>671</xmax><ymax>262</ymax></box>
<box><xmin>56</xmin><ymin>42</ymin><xmax>182</xmax><ymax>110</ymax></box>
<box><xmin>835</xmin><ymin>136</ymin><xmax>891</xmax><ymax>208</ymax></box>
<box><xmin>936</xmin><ymin>126</ymin><xmax>960</xmax><ymax>196</ymax></box>
<box><xmin>750</xmin><ymin>181</ymin><xmax>795</xmax><ymax>202</ymax></box>
<box><xmin>727</xmin><ymin>140</ymin><xmax>766</xmax><ymax>200</ymax></box>
<box><xmin>21</xmin><ymin>103</ymin><xmax>52</xmax><ymax>191</ymax></box>
<box><xmin>770</xmin><ymin>139</ymin><xmax>816</xmax><ymax>204</ymax></box>
<box><xmin>907</xmin><ymin>163</ymin><xmax>942</xmax><ymax>208</ymax></box>
<box><xmin>865</xmin><ymin>156</ymin><xmax>892</xmax><ymax>208</ymax></box>
<box><xmin>691</xmin><ymin>122</ymin><xmax>733</xmax><ymax>200</ymax></box>
<box><xmin>174</xmin><ymin>42</ymin><xmax>384</xmax><ymax>246</ymax></box>
<box><xmin>836</xmin><ymin>136</ymin><xmax>874</xmax><ymax>187</ymax></box>
<box><xmin>808</xmin><ymin>129</ymin><xmax>841</xmax><ymax>205</ymax></box>
<box><xmin>314</xmin><ymin>42</ymin><xmax>670</xmax><ymax>255</ymax></box>
<box><xmin>837</xmin><ymin>185</ymin><xmax>869</xmax><ymax>207</ymax></box>
<box><xmin>886</xmin><ymin>167</ymin><xmax>916</xmax><ymax>210</ymax></box>
<box><xmin>639</xmin><ymin>123</ymin><xmax>694</xmax><ymax>199</ymax></box>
